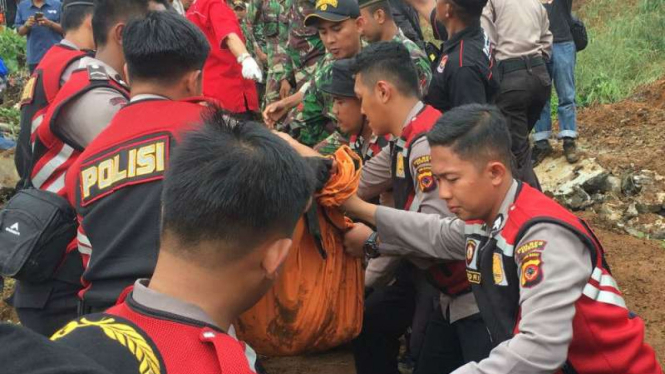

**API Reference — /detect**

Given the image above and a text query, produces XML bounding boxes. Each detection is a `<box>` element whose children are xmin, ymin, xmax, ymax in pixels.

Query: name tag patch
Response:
<box><xmin>79</xmin><ymin>135</ymin><xmax>169</xmax><ymax>206</ymax></box>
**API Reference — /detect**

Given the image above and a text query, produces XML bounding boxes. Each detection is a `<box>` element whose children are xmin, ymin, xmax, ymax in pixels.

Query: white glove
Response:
<box><xmin>238</xmin><ymin>53</ymin><xmax>263</xmax><ymax>83</ymax></box>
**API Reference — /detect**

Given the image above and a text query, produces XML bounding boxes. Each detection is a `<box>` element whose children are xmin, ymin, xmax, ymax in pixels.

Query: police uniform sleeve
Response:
<box><xmin>358</xmin><ymin>146</ymin><xmax>393</xmax><ymax>201</ymax></box>
<box><xmin>375</xmin><ymin>206</ymin><xmax>466</xmax><ymax>260</ymax></box>
<box><xmin>449</xmin><ymin>66</ymin><xmax>489</xmax><ymax>107</ymax></box>
<box><xmin>56</xmin><ymin>87</ymin><xmax>127</xmax><ymax>149</ymax></box>
<box><xmin>452</xmin><ymin>223</ymin><xmax>592</xmax><ymax>374</ymax></box>
<box><xmin>408</xmin><ymin>137</ymin><xmax>450</xmax><ymax>215</ymax></box>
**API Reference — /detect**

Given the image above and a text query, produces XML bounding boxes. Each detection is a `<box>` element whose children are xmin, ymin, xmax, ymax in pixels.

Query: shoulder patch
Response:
<box><xmin>51</xmin><ymin>315</ymin><xmax>162</xmax><ymax>374</ymax></box>
<box><xmin>437</xmin><ymin>55</ymin><xmax>448</xmax><ymax>74</ymax></box>
<box><xmin>515</xmin><ymin>240</ymin><xmax>547</xmax><ymax>262</ymax></box>
<box><xmin>79</xmin><ymin>133</ymin><xmax>170</xmax><ymax>207</ymax></box>
<box><xmin>87</xmin><ymin>64</ymin><xmax>109</xmax><ymax>81</ymax></box>
<box><xmin>20</xmin><ymin>76</ymin><xmax>37</xmax><ymax>105</ymax></box>
<box><xmin>519</xmin><ymin>251</ymin><xmax>544</xmax><ymax>288</ymax></box>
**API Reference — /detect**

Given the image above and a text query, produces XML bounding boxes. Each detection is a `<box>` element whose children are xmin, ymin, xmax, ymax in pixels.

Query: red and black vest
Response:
<box><xmin>30</xmin><ymin>65</ymin><xmax>129</xmax><ymax>197</ymax></box>
<box><xmin>65</xmin><ymin>98</ymin><xmax>207</xmax><ymax>309</ymax></box>
<box><xmin>52</xmin><ymin>291</ymin><xmax>257</xmax><ymax>374</ymax></box>
<box><xmin>349</xmin><ymin>133</ymin><xmax>389</xmax><ymax>163</ymax></box>
<box><xmin>390</xmin><ymin>105</ymin><xmax>471</xmax><ymax>296</ymax></box>
<box><xmin>107</xmin><ymin>297</ymin><xmax>257</xmax><ymax>374</ymax></box>
<box><xmin>15</xmin><ymin>43</ymin><xmax>89</xmax><ymax>187</ymax></box>
<box><xmin>465</xmin><ymin>182</ymin><xmax>662</xmax><ymax>374</ymax></box>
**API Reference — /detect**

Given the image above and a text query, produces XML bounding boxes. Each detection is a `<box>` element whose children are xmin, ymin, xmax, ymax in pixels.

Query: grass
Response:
<box><xmin>575</xmin><ymin>0</ymin><xmax>665</xmax><ymax>105</ymax></box>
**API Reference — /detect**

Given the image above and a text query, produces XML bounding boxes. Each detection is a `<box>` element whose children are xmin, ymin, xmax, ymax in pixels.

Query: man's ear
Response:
<box><xmin>113</xmin><ymin>23</ymin><xmax>125</xmax><ymax>45</ymax></box>
<box><xmin>376</xmin><ymin>81</ymin><xmax>391</xmax><ymax>104</ymax></box>
<box><xmin>487</xmin><ymin>160</ymin><xmax>508</xmax><ymax>187</ymax></box>
<box><xmin>376</xmin><ymin>9</ymin><xmax>386</xmax><ymax>24</ymax></box>
<box><xmin>262</xmin><ymin>238</ymin><xmax>292</xmax><ymax>280</ymax></box>
<box><xmin>185</xmin><ymin>70</ymin><xmax>203</xmax><ymax>96</ymax></box>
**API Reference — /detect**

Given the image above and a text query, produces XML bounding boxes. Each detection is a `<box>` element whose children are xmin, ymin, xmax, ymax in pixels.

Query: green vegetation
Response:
<box><xmin>575</xmin><ymin>0</ymin><xmax>665</xmax><ymax>105</ymax></box>
<box><xmin>0</xmin><ymin>28</ymin><xmax>27</xmax><ymax>74</ymax></box>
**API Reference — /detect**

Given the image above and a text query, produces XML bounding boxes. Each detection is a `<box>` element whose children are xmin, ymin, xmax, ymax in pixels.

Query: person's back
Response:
<box><xmin>64</xmin><ymin>10</ymin><xmax>211</xmax><ymax>311</ymax></box>
<box><xmin>51</xmin><ymin>19</ymin><xmax>315</xmax><ymax>366</ymax></box>
<box><xmin>9</xmin><ymin>0</ymin><xmax>96</xmax><ymax>339</ymax></box>
<box><xmin>15</xmin><ymin>0</ymin><xmax>94</xmax><ymax>188</ymax></box>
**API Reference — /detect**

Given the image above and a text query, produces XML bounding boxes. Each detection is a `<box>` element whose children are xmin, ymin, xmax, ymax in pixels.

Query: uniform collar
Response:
<box><xmin>78</xmin><ymin>56</ymin><xmax>126</xmax><ymax>87</ymax></box>
<box><xmin>60</xmin><ymin>39</ymin><xmax>79</xmax><ymax>50</ymax></box>
<box><xmin>488</xmin><ymin>179</ymin><xmax>519</xmax><ymax>234</ymax></box>
<box><xmin>390</xmin><ymin>28</ymin><xmax>407</xmax><ymax>42</ymax></box>
<box><xmin>130</xmin><ymin>94</ymin><xmax>169</xmax><ymax>103</ymax></box>
<box><xmin>442</xmin><ymin>20</ymin><xmax>482</xmax><ymax>54</ymax></box>
<box><xmin>402</xmin><ymin>101</ymin><xmax>425</xmax><ymax>130</ymax></box>
<box><xmin>130</xmin><ymin>279</ymin><xmax>220</xmax><ymax>328</ymax></box>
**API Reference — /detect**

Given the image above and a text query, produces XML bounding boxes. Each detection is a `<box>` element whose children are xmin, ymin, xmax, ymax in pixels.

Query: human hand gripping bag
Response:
<box><xmin>236</xmin><ymin>146</ymin><xmax>365</xmax><ymax>355</ymax></box>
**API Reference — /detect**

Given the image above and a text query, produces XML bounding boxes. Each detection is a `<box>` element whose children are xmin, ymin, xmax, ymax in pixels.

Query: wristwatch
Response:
<box><xmin>363</xmin><ymin>232</ymin><xmax>381</xmax><ymax>259</ymax></box>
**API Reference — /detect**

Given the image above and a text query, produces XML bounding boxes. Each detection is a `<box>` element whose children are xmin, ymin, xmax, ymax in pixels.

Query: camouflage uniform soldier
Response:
<box><xmin>234</xmin><ymin>1</ymin><xmax>269</xmax><ymax>102</ymax></box>
<box><xmin>280</xmin><ymin>0</ymin><xmax>325</xmax><ymax>91</ymax></box>
<box><xmin>246</xmin><ymin>0</ymin><xmax>290</xmax><ymax>107</ymax></box>
<box><xmin>263</xmin><ymin>0</ymin><xmax>363</xmax><ymax>155</ymax></box>
<box><xmin>358</xmin><ymin>0</ymin><xmax>431</xmax><ymax>97</ymax></box>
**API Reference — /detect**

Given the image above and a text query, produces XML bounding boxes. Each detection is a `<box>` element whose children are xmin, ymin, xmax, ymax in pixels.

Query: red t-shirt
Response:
<box><xmin>187</xmin><ymin>0</ymin><xmax>259</xmax><ymax>113</ymax></box>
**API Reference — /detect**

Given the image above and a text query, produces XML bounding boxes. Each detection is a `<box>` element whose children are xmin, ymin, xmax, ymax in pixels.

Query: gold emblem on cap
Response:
<box><xmin>316</xmin><ymin>0</ymin><xmax>338</xmax><ymax>10</ymax></box>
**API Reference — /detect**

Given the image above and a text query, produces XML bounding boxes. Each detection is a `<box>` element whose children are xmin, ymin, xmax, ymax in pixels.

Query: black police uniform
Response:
<box><xmin>425</xmin><ymin>18</ymin><xmax>499</xmax><ymax>111</ymax></box>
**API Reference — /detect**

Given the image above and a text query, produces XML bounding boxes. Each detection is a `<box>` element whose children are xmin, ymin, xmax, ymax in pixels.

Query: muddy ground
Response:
<box><xmin>2</xmin><ymin>81</ymin><xmax>665</xmax><ymax>372</ymax></box>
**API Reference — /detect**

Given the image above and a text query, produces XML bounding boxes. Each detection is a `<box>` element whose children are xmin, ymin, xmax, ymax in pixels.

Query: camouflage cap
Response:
<box><xmin>320</xmin><ymin>58</ymin><xmax>356</xmax><ymax>97</ymax></box>
<box><xmin>304</xmin><ymin>0</ymin><xmax>360</xmax><ymax>27</ymax></box>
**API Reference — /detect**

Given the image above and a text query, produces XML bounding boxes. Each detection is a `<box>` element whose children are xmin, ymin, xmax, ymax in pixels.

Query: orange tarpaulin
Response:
<box><xmin>236</xmin><ymin>146</ymin><xmax>365</xmax><ymax>356</ymax></box>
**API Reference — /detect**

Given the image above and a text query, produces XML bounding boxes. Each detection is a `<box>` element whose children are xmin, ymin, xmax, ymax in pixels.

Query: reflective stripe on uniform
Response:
<box><xmin>31</xmin><ymin>114</ymin><xmax>44</xmax><ymax>134</ymax></box>
<box><xmin>582</xmin><ymin>267</ymin><xmax>626</xmax><ymax>309</ymax></box>
<box><xmin>77</xmin><ymin>230</ymin><xmax>92</xmax><ymax>255</ymax></box>
<box><xmin>31</xmin><ymin>144</ymin><xmax>74</xmax><ymax>188</ymax></box>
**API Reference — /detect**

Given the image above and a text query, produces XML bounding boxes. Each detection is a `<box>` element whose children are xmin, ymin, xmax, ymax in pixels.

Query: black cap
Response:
<box><xmin>304</xmin><ymin>0</ymin><xmax>360</xmax><ymax>27</ymax></box>
<box><xmin>232</xmin><ymin>1</ymin><xmax>246</xmax><ymax>10</ymax></box>
<box><xmin>358</xmin><ymin>0</ymin><xmax>385</xmax><ymax>9</ymax></box>
<box><xmin>62</xmin><ymin>0</ymin><xmax>94</xmax><ymax>9</ymax></box>
<box><xmin>320</xmin><ymin>58</ymin><xmax>356</xmax><ymax>97</ymax></box>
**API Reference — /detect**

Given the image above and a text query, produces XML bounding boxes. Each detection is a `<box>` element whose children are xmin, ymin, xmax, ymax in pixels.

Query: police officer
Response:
<box><xmin>347</xmin><ymin>42</ymin><xmax>491</xmax><ymax>374</ymax></box>
<box><xmin>10</xmin><ymin>0</ymin><xmax>167</xmax><ymax>337</ymax></box>
<box><xmin>481</xmin><ymin>0</ymin><xmax>552</xmax><ymax>189</ymax></box>
<box><xmin>63</xmin><ymin>10</ymin><xmax>210</xmax><ymax>314</ymax></box>
<box><xmin>15</xmin><ymin>0</ymin><xmax>94</xmax><ymax>188</ymax></box>
<box><xmin>262</xmin><ymin>0</ymin><xmax>363</xmax><ymax>154</ymax></box>
<box><xmin>424</xmin><ymin>0</ymin><xmax>498</xmax><ymax>111</ymax></box>
<box><xmin>358</xmin><ymin>0</ymin><xmax>431</xmax><ymax>98</ymax></box>
<box><xmin>52</xmin><ymin>18</ymin><xmax>313</xmax><ymax>372</ymax></box>
<box><xmin>342</xmin><ymin>104</ymin><xmax>663</xmax><ymax>374</ymax></box>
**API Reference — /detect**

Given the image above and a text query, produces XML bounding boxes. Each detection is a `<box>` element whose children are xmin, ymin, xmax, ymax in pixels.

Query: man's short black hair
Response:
<box><xmin>61</xmin><ymin>0</ymin><xmax>94</xmax><ymax>32</ymax></box>
<box><xmin>448</xmin><ymin>0</ymin><xmax>487</xmax><ymax>24</ymax></box>
<box><xmin>366</xmin><ymin>0</ymin><xmax>393</xmax><ymax>20</ymax></box>
<box><xmin>427</xmin><ymin>104</ymin><xmax>513</xmax><ymax>170</ymax></box>
<box><xmin>122</xmin><ymin>11</ymin><xmax>209</xmax><ymax>83</ymax></box>
<box><xmin>161</xmin><ymin>108</ymin><xmax>315</xmax><ymax>262</ymax></box>
<box><xmin>352</xmin><ymin>41</ymin><xmax>419</xmax><ymax>97</ymax></box>
<box><xmin>92</xmin><ymin>0</ymin><xmax>168</xmax><ymax>47</ymax></box>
